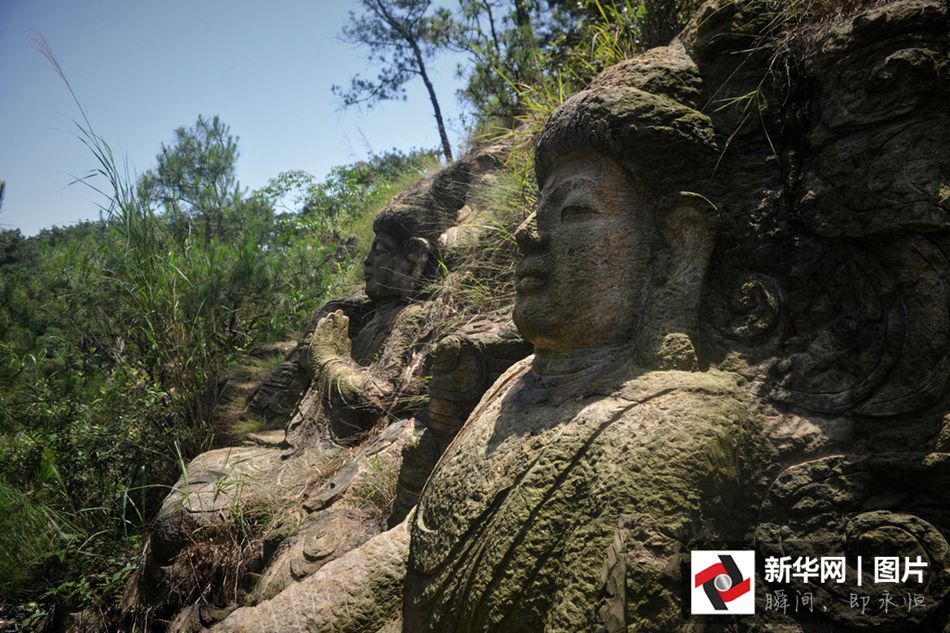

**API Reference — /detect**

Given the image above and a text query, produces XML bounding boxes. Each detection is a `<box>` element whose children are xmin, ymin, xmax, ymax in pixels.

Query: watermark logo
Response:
<box><xmin>691</xmin><ymin>551</ymin><xmax>755</xmax><ymax>615</ymax></box>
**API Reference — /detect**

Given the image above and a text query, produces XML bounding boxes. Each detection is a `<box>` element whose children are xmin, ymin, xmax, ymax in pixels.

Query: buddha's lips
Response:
<box><xmin>515</xmin><ymin>258</ymin><xmax>548</xmax><ymax>293</ymax></box>
<box><xmin>516</xmin><ymin>276</ymin><xmax>544</xmax><ymax>293</ymax></box>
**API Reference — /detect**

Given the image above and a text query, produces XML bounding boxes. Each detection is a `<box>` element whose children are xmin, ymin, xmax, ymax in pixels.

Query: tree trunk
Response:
<box><xmin>410</xmin><ymin>41</ymin><xmax>453</xmax><ymax>163</ymax></box>
<box><xmin>484</xmin><ymin>1</ymin><xmax>501</xmax><ymax>56</ymax></box>
<box><xmin>373</xmin><ymin>0</ymin><xmax>453</xmax><ymax>163</ymax></box>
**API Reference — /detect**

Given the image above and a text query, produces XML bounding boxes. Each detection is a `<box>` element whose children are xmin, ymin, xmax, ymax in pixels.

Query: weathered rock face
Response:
<box><xmin>246</xmin><ymin>347</ymin><xmax>309</xmax><ymax>424</ymax></box>
<box><xmin>216</xmin><ymin>1</ymin><xmax>949</xmax><ymax>631</ymax></box>
<box><xmin>695</xmin><ymin>4</ymin><xmax>950</xmax><ymax>626</ymax></box>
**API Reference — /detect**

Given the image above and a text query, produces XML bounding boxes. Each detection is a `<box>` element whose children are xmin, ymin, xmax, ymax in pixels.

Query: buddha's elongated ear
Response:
<box><xmin>406</xmin><ymin>237</ymin><xmax>434</xmax><ymax>282</ymax></box>
<box><xmin>654</xmin><ymin>191</ymin><xmax>719</xmax><ymax>268</ymax></box>
<box><xmin>639</xmin><ymin>192</ymin><xmax>719</xmax><ymax>370</ymax></box>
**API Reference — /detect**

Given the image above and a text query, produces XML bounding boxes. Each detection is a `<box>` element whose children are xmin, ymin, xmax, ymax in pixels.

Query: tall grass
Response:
<box><xmin>0</xmin><ymin>483</ymin><xmax>61</xmax><ymax>597</ymax></box>
<box><xmin>37</xmin><ymin>40</ymin><xmax>227</xmax><ymax>451</ymax></box>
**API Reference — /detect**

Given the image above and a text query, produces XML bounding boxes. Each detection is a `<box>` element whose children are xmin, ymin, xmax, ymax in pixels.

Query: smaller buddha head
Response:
<box><xmin>362</xmin><ymin>225</ymin><xmax>434</xmax><ymax>302</ymax></box>
<box><xmin>363</xmin><ymin>186</ymin><xmax>451</xmax><ymax>303</ymax></box>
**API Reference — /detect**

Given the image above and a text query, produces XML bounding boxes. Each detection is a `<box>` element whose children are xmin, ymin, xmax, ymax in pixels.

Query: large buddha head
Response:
<box><xmin>514</xmin><ymin>46</ymin><xmax>721</xmax><ymax>367</ymax></box>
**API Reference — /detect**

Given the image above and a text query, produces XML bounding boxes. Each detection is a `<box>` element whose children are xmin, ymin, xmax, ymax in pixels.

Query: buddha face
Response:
<box><xmin>513</xmin><ymin>155</ymin><xmax>656</xmax><ymax>351</ymax></box>
<box><xmin>363</xmin><ymin>231</ymin><xmax>412</xmax><ymax>302</ymax></box>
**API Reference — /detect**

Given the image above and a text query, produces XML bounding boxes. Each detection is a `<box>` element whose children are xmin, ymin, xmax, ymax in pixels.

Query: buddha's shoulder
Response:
<box><xmin>616</xmin><ymin>367</ymin><xmax>748</xmax><ymax>404</ymax></box>
<box><xmin>480</xmin><ymin>359</ymin><xmax>751</xmax><ymax>408</ymax></box>
<box><xmin>598</xmin><ymin>369</ymin><xmax>760</xmax><ymax>445</ymax></box>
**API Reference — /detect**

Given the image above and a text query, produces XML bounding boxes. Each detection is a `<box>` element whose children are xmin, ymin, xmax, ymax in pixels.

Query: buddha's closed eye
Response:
<box><xmin>561</xmin><ymin>205</ymin><xmax>598</xmax><ymax>221</ymax></box>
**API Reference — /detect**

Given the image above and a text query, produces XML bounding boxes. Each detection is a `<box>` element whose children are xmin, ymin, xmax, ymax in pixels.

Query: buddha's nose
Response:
<box><xmin>514</xmin><ymin>212</ymin><xmax>545</xmax><ymax>254</ymax></box>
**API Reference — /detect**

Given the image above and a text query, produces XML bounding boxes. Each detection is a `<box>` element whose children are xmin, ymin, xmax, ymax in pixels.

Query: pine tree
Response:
<box><xmin>334</xmin><ymin>0</ymin><xmax>454</xmax><ymax>162</ymax></box>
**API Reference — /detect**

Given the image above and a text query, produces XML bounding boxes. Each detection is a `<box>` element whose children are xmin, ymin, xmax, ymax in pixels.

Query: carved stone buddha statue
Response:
<box><xmin>403</xmin><ymin>84</ymin><xmax>752</xmax><ymax>633</ymax></box>
<box><xmin>213</xmin><ymin>1</ymin><xmax>950</xmax><ymax>630</ymax></box>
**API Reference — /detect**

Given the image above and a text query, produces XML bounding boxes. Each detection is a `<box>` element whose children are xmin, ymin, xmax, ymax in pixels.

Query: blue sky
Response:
<box><xmin>0</xmin><ymin>0</ymin><xmax>469</xmax><ymax>235</ymax></box>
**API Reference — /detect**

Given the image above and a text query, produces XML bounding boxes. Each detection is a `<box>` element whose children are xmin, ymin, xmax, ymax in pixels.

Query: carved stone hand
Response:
<box><xmin>309</xmin><ymin>310</ymin><xmax>352</xmax><ymax>370</ymax></box>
